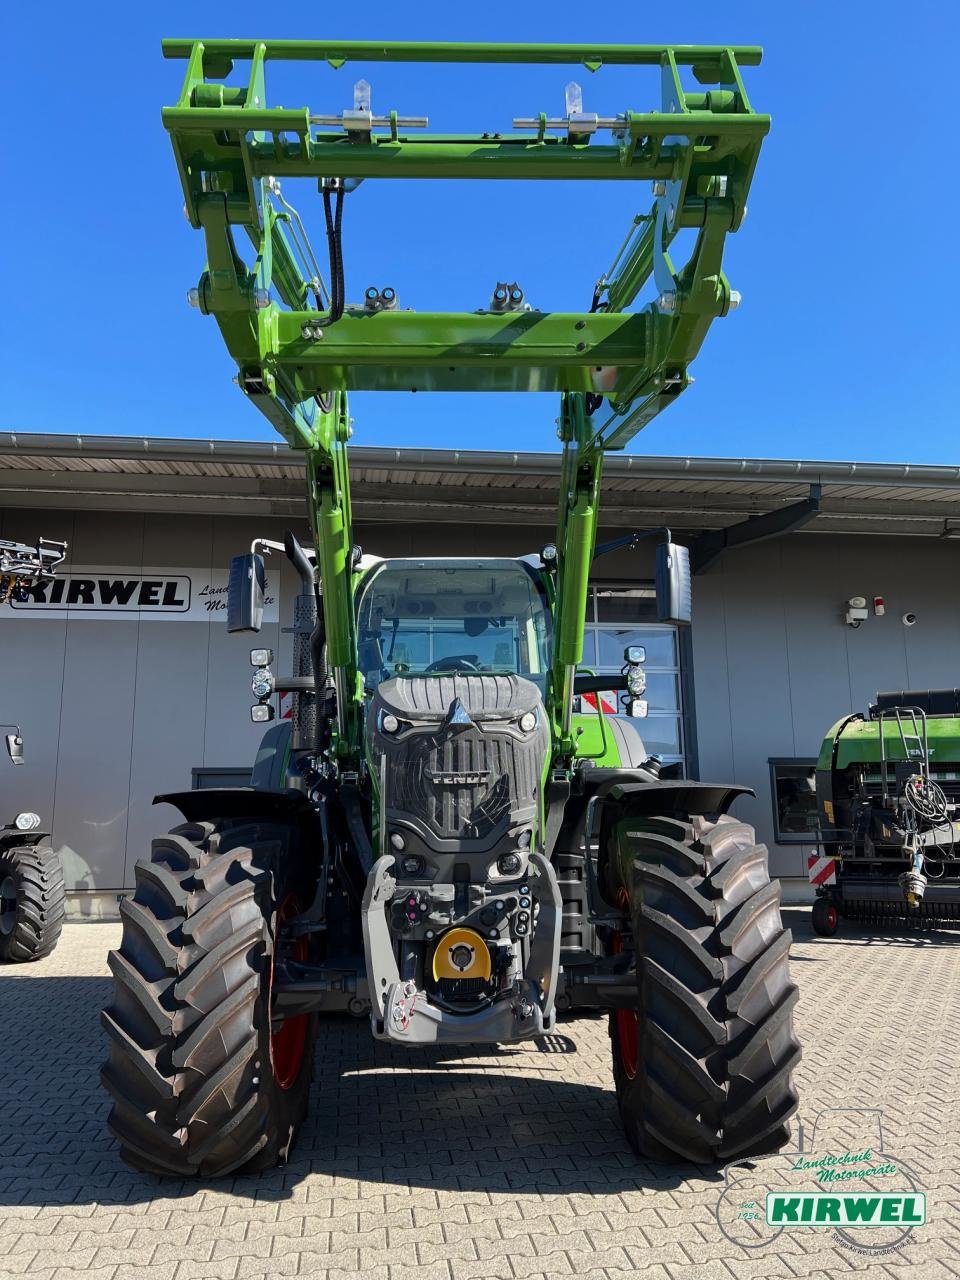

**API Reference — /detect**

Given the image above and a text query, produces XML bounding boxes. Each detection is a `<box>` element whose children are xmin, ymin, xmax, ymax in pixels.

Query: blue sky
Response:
<box><xmin>7</xmin><ymin>2</ymin><xmax>956</xmax><ymax>463</ymax></box>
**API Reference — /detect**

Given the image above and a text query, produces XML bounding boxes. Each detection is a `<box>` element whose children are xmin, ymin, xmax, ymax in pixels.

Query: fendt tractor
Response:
<box><xmin>812</xmin><ymin>692</ymin><xmax>960</xmax><ymax>936</ymax></box>
<box><xmin>101</xmin><ymin>39</ymin><xmax>801</xmax><ymax>1177</ymax></box>
<box><xmin>0</xmin><ymin>536</ymin><xmax>67</xmax><ymax>962</ymax></box>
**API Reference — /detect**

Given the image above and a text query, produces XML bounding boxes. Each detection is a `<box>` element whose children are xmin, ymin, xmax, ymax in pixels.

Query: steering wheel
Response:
<box><xmin>424</xmin><ymin>656</ymin><xmax>480</xmax><ymax>673</ymax></box>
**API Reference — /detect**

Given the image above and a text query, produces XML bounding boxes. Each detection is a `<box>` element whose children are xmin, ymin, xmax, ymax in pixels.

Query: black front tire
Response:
<box><xmin>608</xmin><ymin>813</ymin><xmax>800</xmax><ymax>1163</ymax></box>
<box><xmin>0</xmin><ymin>840</ymin><xmax>65</xmax><ymax>963</ymax></box>
<box><xmin>812</xmin><ymin>896</ymin><xmax>840</xmax><ymax>937</ymax></box>
<box><xmin>101</xmin><ymin>819</ymin><xmax>317</xmax><ymax>1177</ymax></box>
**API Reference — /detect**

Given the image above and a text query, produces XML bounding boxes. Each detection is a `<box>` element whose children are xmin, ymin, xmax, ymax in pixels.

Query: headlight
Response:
<box><xmin>251</xmin><ymin>704</ymin><xmax>275</xmax><ymax>723</ymax></box>
<box><xmin>627</xmin><ymin>668</ymin><xmax>647</xmax><ymax>696</ymax></box>
<box><xmin>519</xmin><ymin>711</ymin><xmax>537</xmax><ymax>732</ymax></box>
<box><xmin>14</xmin><ymin>812</ymin><xmax>41</xmax><ymax>832</ymax></box>
<box><xmin>382</xmin><ymin>713</ymin><xmax>400</xmax><ymax>734</ymax></box>
<box><xmin>390</xmin><ymin>832</ymin><xmax>405</xmax><ymax>851</ymax></box>
<box><xmin>250</xmin><ymin>648</ymin><xmax>274</xmax><ymax>667</ymax></box>
<box><xmin>251</xmin><ymin>670</ymin><xmax>275</xmax><ymax>699</ymax></box>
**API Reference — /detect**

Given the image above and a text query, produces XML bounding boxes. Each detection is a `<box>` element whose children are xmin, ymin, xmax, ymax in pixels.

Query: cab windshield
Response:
<box><xmin>356</xmin><ymin>559</ymin><xmax>552</xmax><ymax>690</ymax></box>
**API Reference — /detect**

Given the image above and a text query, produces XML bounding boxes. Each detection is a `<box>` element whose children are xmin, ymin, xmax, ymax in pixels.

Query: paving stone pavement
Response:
<box><xmin>1</xmin><ymin>910</ymin><xmax>959</xmax><ymax>1280</ymax></box>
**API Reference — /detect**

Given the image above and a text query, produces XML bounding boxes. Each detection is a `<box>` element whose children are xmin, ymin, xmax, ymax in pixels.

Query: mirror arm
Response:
<box><xmin>593</xmin><ymin>526</ymin><xmax>672</xmax><ymax>559</ymax></box>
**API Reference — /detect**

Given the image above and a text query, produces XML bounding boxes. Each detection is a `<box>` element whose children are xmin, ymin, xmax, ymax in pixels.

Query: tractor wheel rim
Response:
<box><xmin>0</xmin><ymin>875</ymin><xmax>17</xmax><ymax>936</ymax></box>
<box><xmin>826</xmin><ymin>905</ymin><xmax>838</xmax><ymax>930</ymax></box>
<box><xmin>612</xmin><ymin>888</ymin><xmax>639</xmax><ymax>1081</ymax></box>
<box><xmin>269</xmin><ymin>893</ymin><xmax>309</xmax><ymax>1091</ymax></box>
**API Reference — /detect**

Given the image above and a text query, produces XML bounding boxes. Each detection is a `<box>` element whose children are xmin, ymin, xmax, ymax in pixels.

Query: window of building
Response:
<box><xmin>192</xmin><ymin>766</ymin><xmax>252</xmax><ymax>790</ymax></box>
<box><xmin>769</xmin><ymin>758</ymin><xmax>819</xmax><ymax>843</ymax></box>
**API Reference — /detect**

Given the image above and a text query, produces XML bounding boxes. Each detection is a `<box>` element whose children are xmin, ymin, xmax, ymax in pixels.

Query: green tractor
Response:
<box><xmin>101</xmin><ymin>39</ymin><xmax>800</xmax><ymax>1176</ymax></box>
<box><xmin>812</xmin><ymin>692</ymin><xmax>960</xmax><ymax>936</ymax></box>
<box><xmin>1</xmin><ymin>536</ymin><xmax>67</xmax><ymax>963</ymax></box>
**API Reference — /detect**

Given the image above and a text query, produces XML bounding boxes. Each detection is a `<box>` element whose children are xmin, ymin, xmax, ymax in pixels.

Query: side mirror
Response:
<box><xmin>655</xmin><ymin>542</ymin><xmax>692</xmax><ymax>625</ymax></box>
<box><xmin>227</xmin><ymin>554</ymin><xmax>266</xmax><ymax>634</ymax></box>
<box><xmin>5</xmin><ymin>733</ymin><xmax>24</xmax><ymax>765</ymax></box>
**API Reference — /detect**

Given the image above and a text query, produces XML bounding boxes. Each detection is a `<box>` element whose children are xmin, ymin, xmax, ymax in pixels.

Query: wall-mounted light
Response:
<box><xmin>845</xmin><ymin>597</ymin><xmax>868</xmax><ymax>628</ymax></box>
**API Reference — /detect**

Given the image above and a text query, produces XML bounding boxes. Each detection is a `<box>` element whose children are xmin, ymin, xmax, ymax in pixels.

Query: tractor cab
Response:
<box><xmin>355</xmin><ymin>557</ymin><xmax>552</xmax><ymax>692</ymax></box>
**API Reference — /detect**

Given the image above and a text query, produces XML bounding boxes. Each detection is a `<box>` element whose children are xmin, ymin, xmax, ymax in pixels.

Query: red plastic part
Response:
<box><xmin>269</xmin><ymin>894</ymin><xmax>309</xmax><ymax>1091</ymax></box>
<box><xmin>612</xmin><ymin>888</ymin><xmax>639</xmax><ymax>1081</ymax></box>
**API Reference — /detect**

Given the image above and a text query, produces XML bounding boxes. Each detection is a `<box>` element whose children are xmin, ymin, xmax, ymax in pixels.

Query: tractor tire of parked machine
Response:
<box><xmin>0</xmin><ymin>841</ymin><xmax>65</xmax><ymax>964</ymax></box>
<box><xmin>2</xmin><ymin>534</ymin><xmax>68</xmax><ymax>963</ymax></box>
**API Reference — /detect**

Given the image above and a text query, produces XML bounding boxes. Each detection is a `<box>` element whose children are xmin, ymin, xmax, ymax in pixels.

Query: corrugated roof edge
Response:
<box><xmin>2</xmin><ymin>432</ymin><xmax>960</xmax><ymax>490</ymax></box>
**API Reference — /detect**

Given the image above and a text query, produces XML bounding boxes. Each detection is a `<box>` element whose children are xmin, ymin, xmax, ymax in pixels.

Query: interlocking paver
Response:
<box><xmin>2</xmin><ymin>915</ymin><xmax>959</xmax><ymax>1280</ymax></box>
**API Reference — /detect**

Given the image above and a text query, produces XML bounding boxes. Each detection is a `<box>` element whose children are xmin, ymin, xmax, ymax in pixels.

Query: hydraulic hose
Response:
<box><xmin>321</xmin><ymin>186</ymin><xmax>345</xmax><ymax>324</ymax></box>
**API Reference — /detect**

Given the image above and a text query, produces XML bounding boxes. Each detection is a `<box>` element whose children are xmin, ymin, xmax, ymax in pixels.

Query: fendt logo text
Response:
<box><xmin>766</xmin><ymin>1193</ymin><xmax>926</xmax><ymax>1227</ymax></box>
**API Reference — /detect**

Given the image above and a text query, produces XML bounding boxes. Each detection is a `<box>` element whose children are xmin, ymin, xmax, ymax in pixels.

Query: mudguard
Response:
<box><xmin>0</xmin><ymin>828</ymin><xmax>49</xmax><ymax>852</ymax></box>
<box><xmin>155</xmin><ymin>787</ymin><xmax>314</xmax><ymax>824</ymax></box>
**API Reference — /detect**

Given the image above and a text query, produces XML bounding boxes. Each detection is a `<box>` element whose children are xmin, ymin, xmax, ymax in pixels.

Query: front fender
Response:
<box><xmin>154</xmin><ymin>787</ymin><xmax>313</xmax><ymax>825</ymax></box>
<box><xmin>0</xmin><ymin>829</ymin><xmax>49</xmax><ymax>852</ymax></box>
<box><xmin>594</xmin><ymin>777</ymin><xmax>754</xmax><ymax>817</ymax></box>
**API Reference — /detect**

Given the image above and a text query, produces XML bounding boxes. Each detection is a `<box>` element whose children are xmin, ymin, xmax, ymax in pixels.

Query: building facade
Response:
<box><xmin>3</xmin><ymin>433</ymin><xmax>959</xmax><ymax>913</ymax></box>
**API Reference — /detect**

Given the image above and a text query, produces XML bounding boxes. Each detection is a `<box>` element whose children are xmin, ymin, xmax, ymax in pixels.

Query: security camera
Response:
<box><xmin>902</xmin><ymin>612</ymin><xmax>918</xmax><ymax>627</ymax></box>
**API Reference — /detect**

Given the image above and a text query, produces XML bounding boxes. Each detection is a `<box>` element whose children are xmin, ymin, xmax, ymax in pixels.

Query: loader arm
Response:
<box><xmin>163</xmin><ymin>38</ymin><xmax>768</xmax><ymax>764</ymax></box>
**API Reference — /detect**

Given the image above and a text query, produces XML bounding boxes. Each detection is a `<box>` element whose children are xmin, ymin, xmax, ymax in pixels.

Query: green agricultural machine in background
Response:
<box><xmin>812</xmin><ymin>692</ymin><xmax>960</xmax><ymax>936</ymax></box>
<box><xmin>0</xmin><ymin>536</ymin><xmax>67</xmax><ymax>962</ymax></box>
<box><xmin>101</xmin><ymin>39</ymin><xmax>801</xmax><ymax>1177</ymax></box>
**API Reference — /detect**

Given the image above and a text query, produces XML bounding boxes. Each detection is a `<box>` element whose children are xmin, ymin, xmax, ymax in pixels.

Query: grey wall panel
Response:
<box><xmin>779</xmin><ymin>539</ymin><xmax>852</xmax><ymax>757</ymax></box>
<box><xmin>707</xmin><ymin>543</ymin><xmax>798</xmax><ymax>878</ymax></box>
<box><xmin>0</xmin><ymin>507</ymin><xmax>75</xmax><ymax>548</ymax></box>
<box><xmin>53</xmin><ymin>619</ymin><xmax>139</xmax><ymax>891</ymax></box>
<box><xmin>901</xmin><ymin>546</ymin><xmax>960</xmax><ymax>688</ymax></box>
<box><xmin>68</xmin><ymin>510</ymin><xmax>145</xmax><ymax>565</ymax></box>
<box><xmin>125</xmin><ymin>621</ymin><xmax>211</xmax><ymax>882</ymax></box>
<box><xmin>142</xmin><ymin>512</ymin><xmax>214</xmax><ymax>570</ymax></box>
<box><xmin>0</xmin><ymin>617</ymin><xmax>68</xmax><ymax>837</ymax></box>
<box><xmin>688</xmin><ymin>574</ymin><xmax>734</xmax><ymax>780</ymax></box>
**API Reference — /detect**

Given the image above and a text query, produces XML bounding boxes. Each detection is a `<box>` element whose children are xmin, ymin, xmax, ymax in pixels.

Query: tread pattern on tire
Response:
<box><xmin>0</xmin><ymin>841</ymin><xmax>65</xmax><ymax>963</ymax></box>
<box><xmin>101</xmin><ymin>820</ymin><xmax>315</xmax><ymax>1178</ymax></box>
<box><xmin>609</xmin><ymin>813</ymin><xmax>800</xmax><ymax>1163</ymax></box>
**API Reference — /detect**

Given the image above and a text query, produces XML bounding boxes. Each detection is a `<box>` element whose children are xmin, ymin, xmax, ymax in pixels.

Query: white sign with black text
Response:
<box><xmin>4</xmin><ymin>567</ymin><xmax>279</xmax><ymax>623</ymax></box>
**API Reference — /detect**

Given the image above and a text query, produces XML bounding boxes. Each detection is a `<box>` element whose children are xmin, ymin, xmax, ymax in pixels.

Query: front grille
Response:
<box><xmin>388</xmin><ymin>726</ymin><xmax>541</xmax><ymax>839</ymax></box>
<box><xmin>862</xmin><ymin>769</ymin><xmax>960</xmax><ymax>804</ymax></box>
<box><xmin>369</xmin><ymin>674</ymin><xmax>549</xmax><ymax>844</ymax></box>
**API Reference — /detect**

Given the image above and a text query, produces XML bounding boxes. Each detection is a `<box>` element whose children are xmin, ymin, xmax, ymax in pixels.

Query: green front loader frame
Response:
<box><xmin>163</xmin><ymin>36</ymin><xmax>767</xmax><ymax>766</ymax></box>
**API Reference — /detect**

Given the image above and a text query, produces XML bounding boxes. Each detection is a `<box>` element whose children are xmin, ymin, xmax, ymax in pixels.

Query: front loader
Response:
<box><xmin>101</xmin><ymin>39</ymin><xmax>799</xmax><ymax>1176</ymax></box>
<box><xmin>1</xmin><ymin>536</ymin><xmax>67</xmax><ymax>962</ymax></box>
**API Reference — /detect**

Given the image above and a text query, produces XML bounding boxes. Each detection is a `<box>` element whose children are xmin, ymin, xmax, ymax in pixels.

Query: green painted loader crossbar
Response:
<box><xmin>163</xmin><ymin>38</ymin><xmax>767</xmax><ymax>758</ymax></box>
